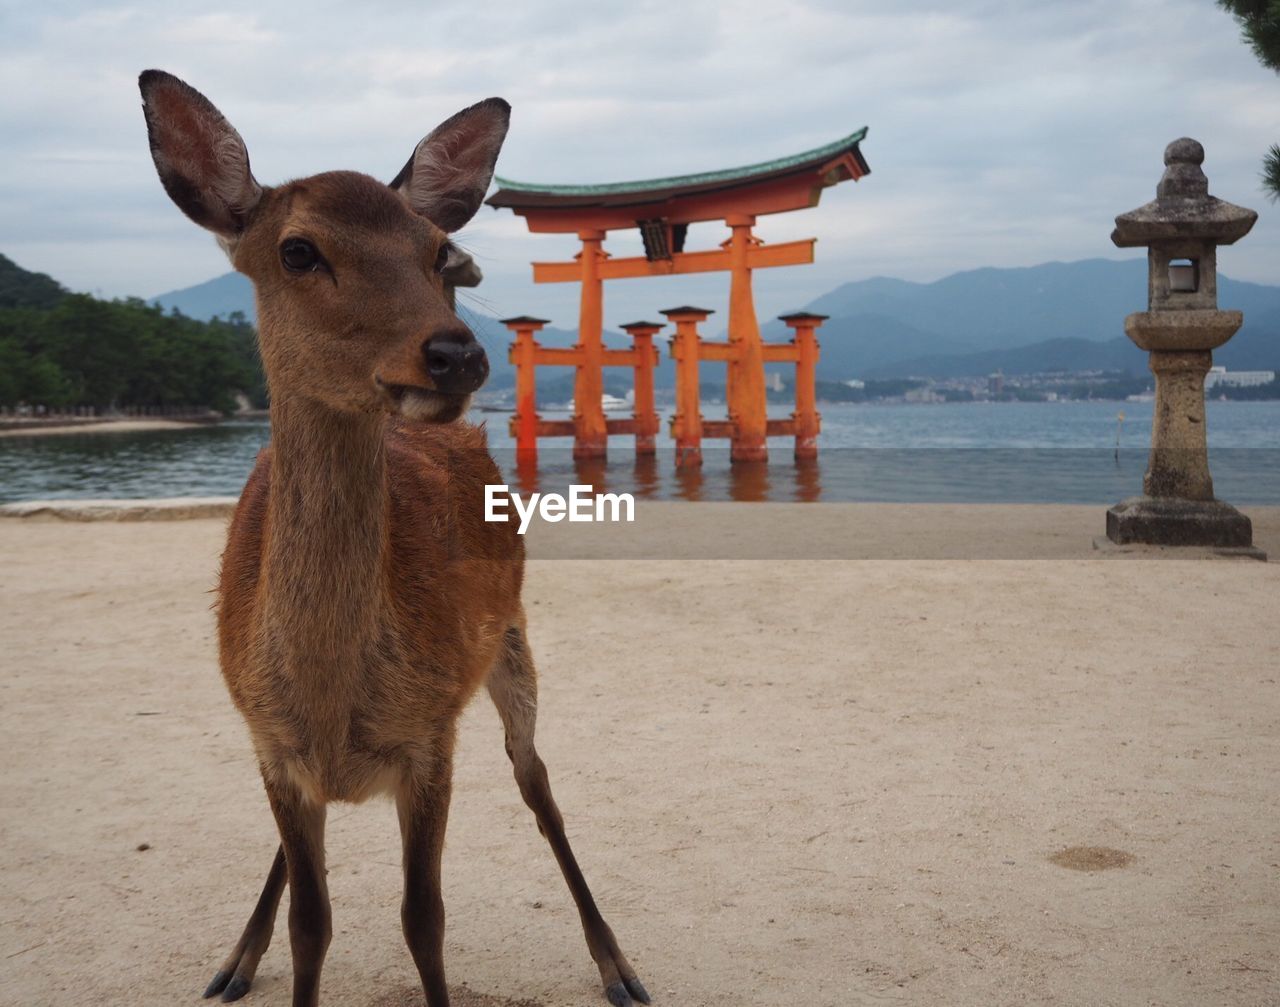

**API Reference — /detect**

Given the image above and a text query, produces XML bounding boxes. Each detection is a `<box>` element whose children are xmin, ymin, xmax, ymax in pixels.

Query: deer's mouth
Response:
<box><xmin>378</xmin><ymin>381</ymin><xmax>470</xmax><ymax>423</ymax></box>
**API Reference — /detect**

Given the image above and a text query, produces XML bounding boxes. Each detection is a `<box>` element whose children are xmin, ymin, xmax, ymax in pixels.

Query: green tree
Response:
<box><xmin>1218</xmin><ymin>0</ymin><xmax>1280</xmax><ymax>199</ymax></box>
<box><xmin>0</xmin><ymin>253</ymin><xmax>267</xmax><ymax>413</ymax></box>
<box><xmin>0</xmin><ymin>253</ymin><xmax>65</xmax><ymax>309</ymax></box>
<box><xmin>38</xmin><ymin>294</ymin><xmax>139</xmax><ymax>408</ymax></box>
<box><xmin>0</xmin><ymin>310</ymin><xmax>70</xmax><ymax>405</ymax></box>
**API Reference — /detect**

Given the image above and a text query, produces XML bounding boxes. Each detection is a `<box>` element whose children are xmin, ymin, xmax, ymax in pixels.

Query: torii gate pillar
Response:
<box><xmin>726</xmin><ymin>213</ymin><xmax>768</xmax><ymax>462</ymax></box>
<box><xmin>574</xmin><ymin>228</ymin><xmax>608</xmax><ymax>459</ymax></box>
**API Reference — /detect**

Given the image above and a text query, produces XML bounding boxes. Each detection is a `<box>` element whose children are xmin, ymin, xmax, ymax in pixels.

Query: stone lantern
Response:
<box><xmin>1105</xmin><ymin>138</ymin><xmax>1261</xmax><ymax>554</ymax></box>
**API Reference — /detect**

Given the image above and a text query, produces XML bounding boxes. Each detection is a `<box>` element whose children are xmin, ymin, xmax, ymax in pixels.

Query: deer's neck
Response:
<box><xmin>263</xmin><ymin>396</ymin><xmax>390</xmax><ymax>661</ymax></box>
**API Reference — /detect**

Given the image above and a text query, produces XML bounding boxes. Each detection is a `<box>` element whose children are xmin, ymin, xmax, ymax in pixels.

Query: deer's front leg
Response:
<box><xmin>397</xmin><ymin>754</ymin><xmax>455</xmax><ymax>1007</ymax></box>
<box><xmin>263</xmin><ymin>773</ymin><xmax>331</xmax><ymax>1007</ymax></box>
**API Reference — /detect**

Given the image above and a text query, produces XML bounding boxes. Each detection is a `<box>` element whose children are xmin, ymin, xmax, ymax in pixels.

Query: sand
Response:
<box><xmin>0</xmin><ymin>419</ymin><xmax>203</xmax><ymax>438</ymax></box>
<box><xmin>1</xmin><ymin>508</ymin><xmax>1277</xmax><ymax>1007</ymax></box>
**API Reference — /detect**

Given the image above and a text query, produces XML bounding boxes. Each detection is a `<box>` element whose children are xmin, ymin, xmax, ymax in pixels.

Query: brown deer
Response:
<box><xmin>138</xmin><ymin>70</ymin><xmax>648</xmax><ymax>1007</ymax></box>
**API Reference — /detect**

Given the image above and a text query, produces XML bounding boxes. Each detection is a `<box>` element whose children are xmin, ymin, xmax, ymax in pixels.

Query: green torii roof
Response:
<box><xmin>487</xmin><ymin>127</ymin><xmax>869</xmax><ymax>210</ymax></box>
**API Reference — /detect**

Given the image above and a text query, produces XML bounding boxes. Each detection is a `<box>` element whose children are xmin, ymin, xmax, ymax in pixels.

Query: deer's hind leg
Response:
<box><xmin>487</xmin><ymin>622</ymin><xmax>649</xmax><ymax>1007</ymax></box>
<box><xmin>202</xmin><ymin>845</ymin><xmax>287</xmax><ymax>1002</ymax></box>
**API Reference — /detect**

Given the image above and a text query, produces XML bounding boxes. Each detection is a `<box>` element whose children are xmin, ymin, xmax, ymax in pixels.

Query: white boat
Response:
<box><xmin>565</xmin><ymin>394</ymin><xmax>631</xmax><ymax>412</ymax></box>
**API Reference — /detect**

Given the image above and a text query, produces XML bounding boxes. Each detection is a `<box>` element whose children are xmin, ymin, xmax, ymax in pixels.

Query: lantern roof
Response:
<box><xmin>1112</xmin><ymin>138</ymin><xmax>1256</xmax><ymax>248</ymax></box>
<box><xmin>498</xmin><ymin>315</ymin><xmax>551</xmax><ymax>326</ymax></box>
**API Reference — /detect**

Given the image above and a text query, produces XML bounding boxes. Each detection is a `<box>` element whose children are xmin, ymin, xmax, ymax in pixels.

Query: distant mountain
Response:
<box><xmin>859</xmin><ymin>327</ymin><xmax>1280</xmax><ymax>380</ymax></box>
<box><xmin>0</xmin><ymin>253</ymin><xmax>66</xmax><ymax>310</ymax></box>
<box><xmin>153</xmin><ymin>258</ymin><xmax>1280</xmax><ymax>383</ymax></box>
<box><xmin>776</xmin><ymin>258</ymin><xmax>1280</xmax><ymax>378</ymax></box>
<box><xmin>864</xmin><ymin>336</ymin><xmax>1147</xmax><ymax>379</ymax></box>
<box><xmin>153</xmin><ymin>271</ymin><xmax>255</xmax><ymax>320</ymax></box>
<box><xmin>787</xmin><ymin>313</ymin><xmax>977</xmax><ymax>377</ymax></box>
<box><xmin>799</xmin><ymin>259</ymin><xmax>1152</xmax><ymax>349</ymax></box>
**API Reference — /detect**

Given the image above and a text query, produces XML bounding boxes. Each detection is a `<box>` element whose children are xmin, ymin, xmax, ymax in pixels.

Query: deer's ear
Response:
<box><xmin>139</xmin><ymin>69</ymin><xmax>262</xmax><ymax>238</ymax></box>
<box><xmin>390</xmin><ymin>98</ymin><xmax>510</xmax><ymax>233</ymax></box>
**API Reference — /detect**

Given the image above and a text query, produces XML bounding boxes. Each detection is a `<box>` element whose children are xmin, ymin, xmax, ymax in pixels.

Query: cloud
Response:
<box><xmin>1</xmin><ymin>0</ymin><xmax>1277</xmax><ymax>329</ymax></box>
<box><xmin>153</xmin><ymin>12</ymin><xmax>277</xmax><ymax>46</ymax></box>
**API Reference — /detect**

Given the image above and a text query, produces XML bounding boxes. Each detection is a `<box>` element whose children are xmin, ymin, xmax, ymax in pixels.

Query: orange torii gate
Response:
<box><xmin>486</xmin><ymin>128</ymin><xmax>870</xmax><ymax>462</ymax></box>
<box><xmin>500</xmin><ymin>314</ymin><xmax>661</xmax><ymax>462</ymax></box>
<box><xmin>663</xmin><ymin>306</ymin><xmax>829</xmax><ymax>467</ymax></box>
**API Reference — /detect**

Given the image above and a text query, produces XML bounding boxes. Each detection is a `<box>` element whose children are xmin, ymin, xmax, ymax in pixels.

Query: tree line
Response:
<box><xmin>0</xmin><ymin>254</ymin><xmax>266</xmax><ymax>415</ymax></box>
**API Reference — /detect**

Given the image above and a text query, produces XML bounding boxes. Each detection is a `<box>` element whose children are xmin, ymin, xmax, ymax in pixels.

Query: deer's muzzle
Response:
<box><xmin>424</xmin><ymin>334</ymin><xmax>489</xmax><ymax>395</ymax></box>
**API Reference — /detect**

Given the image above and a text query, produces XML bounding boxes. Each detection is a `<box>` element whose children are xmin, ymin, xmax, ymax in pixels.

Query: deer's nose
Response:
<box><xmin>423</xmin><ymin>333</ymin><xmax>489</xmax><ymax>395</ymax></box>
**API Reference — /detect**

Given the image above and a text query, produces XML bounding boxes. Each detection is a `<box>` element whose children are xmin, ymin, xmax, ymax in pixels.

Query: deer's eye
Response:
<box><xmin>433</xmin><ymin>241</ymin><xmax>452</xmax><ymax>275</ymax></box>
<box><xmin>281</xmin><ymin>238</ymin><xmax>321</xmax><ymax>273</ymax></box>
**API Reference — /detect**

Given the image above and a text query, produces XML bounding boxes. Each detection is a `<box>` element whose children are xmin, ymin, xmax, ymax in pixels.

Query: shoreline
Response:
<box><xmin>0</xmin><ymin>418</ymin><xmax>212</xmax><ymax>438</ymax></box>
<box><xmin>2</xmin><ymin>498</ymin><xmax>1275</xmax><ymax>559</ymax></box>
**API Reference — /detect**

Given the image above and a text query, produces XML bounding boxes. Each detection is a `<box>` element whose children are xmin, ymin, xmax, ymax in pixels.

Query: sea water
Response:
<box><xmin>1</xmin><ymin>400</ymin><xmax>1276</xmax><ymax>504</ymax></box>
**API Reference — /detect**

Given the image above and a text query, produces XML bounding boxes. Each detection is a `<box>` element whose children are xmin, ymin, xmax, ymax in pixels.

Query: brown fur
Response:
<box><xmin>138</xmin><ymin>70</ymin><xmax>646</xmax><ymax>1007</ymax></box>
<box><xmin>219</xmin><ymin>420</ymin><xmax>521</xmax><ymax>805</ymax></box>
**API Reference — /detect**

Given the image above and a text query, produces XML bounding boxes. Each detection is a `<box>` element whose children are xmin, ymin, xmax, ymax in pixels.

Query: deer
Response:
<box><xmin>137</xmin><ymin>70</ymin><xmax>649</xmax><ymax>1007</ymax></box>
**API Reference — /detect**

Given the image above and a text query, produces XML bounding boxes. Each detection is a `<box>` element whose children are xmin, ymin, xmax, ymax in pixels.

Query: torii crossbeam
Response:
<box><xmin>487</xmin><ymin>128</ymin><xmax>870</xmax><ymax>462</ymax></box>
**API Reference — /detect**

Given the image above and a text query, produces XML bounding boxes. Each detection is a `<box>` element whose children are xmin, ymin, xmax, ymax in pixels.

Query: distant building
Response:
<box><xmin>1204</xmin><ymin>366</ymin><xmax>1275</xmax><ymax>389</ymax></box>
<box><xmin>844</xmin><ymin>378</ymin><xmax>866</xmax><ymax>390</ymax></box>
<box><xmin>988</xmin><ymin>370</ymin><xmax>1005</xmax><ymax>397</ymax></box>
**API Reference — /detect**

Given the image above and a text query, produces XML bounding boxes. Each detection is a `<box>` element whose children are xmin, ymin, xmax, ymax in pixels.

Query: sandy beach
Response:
<box><xmin>0</xmin><ymin>419</ymin><xmax>206</xmax><ymax>439</ymax></box>
<box><xmin>1</xmin><ymin>506</ymin><xmax>1277</xmax><ymax>1006</ymax></box>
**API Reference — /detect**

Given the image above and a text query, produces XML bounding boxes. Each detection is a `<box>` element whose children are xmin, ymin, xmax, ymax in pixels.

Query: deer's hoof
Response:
<box><xmin>202</xmin><ymin>971</ymin><xmax>229</xmax><ymax>999</ymax></box>
<box><xmin>202</xmin><ymin>970</ymin><xmax>252</xmax><ymax>1002</ymax></box>
<box><xmin>605</xmin><ymin>976</ymin><xmax>651</xmax><ymax>1006</ymax></box>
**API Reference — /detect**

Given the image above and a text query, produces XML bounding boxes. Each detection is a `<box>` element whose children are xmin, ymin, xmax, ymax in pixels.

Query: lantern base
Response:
<box><xmin>1104</xmin><ymin>495</ymin><xmax>1261</xmax><ymax>554</ymax></box>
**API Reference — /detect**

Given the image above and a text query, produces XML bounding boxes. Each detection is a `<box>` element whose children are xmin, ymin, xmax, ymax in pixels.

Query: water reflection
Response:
<box><xmin>494</xmin><ymin>451</ymin><xmax>825</xmax><ymax>503</ymax></box>
<box><xmin>795</xmin><ymin>458</ymin><xmax>822</xmax><ymax>502</ymax></box>
<box><xmin>723</xmin><ymin>461</ymin><xmax>770</xmax><ymax>503</ymax></box>
<box><xmin>632</xmin><ymin>454</ymin><xmax>661</xmax><ymax>500</ymax></box>
<box><xmin>467</xmin><ymin>445</ymin><xmax>1280</xmax><ymax>505</ymax></box>
<box><xmin>671</xmin><ymin>462</ymin><xmax>704</xmax><ymax>502</ymax></box>
<box><xmin>511</xmin><ymin>454</ymin><xmax>540</xmax><ymax>498</ymax></box>
<box><xmin>572</xmin><ymin>457</ymin><xmax>609</xmax><ymax>497</ymax></box>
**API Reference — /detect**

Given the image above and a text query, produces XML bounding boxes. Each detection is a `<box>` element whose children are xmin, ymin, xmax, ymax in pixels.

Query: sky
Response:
<box><xmin>2</xmin><ymin>0</ymin><xmax>1279</xmax><ymax>329</ymax></box>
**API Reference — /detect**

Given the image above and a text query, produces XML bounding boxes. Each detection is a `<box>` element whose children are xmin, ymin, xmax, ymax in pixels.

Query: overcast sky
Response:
<box><xmin>2</xmin><ymin>0</ymin><xmax>1279</xmax><ymax>328</ymax></box>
